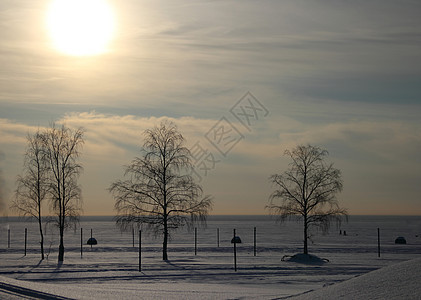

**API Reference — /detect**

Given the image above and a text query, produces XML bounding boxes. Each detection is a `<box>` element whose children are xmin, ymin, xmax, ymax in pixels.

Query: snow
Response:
<box><xmin>0</xmin><ymin>274</ymin><xmax>287</xmax><ymax>299</ymax></box>
<box><xmin>0</xmin><ymin>251</ymin><xmax>323</xmax><ymax>299</ymax></box>
<box><xmin>0</xmin><ymin>253</ymin><xmax>421</xmax><ymax>300</ymax></box>
<box><xmin>292</xmin><ymin>257</ymin><xmax>421</xmax><ymax>300</ymax></box>
<box><xmin>1</xmin><ymin>215</ymin><xmax>421</xmax><ymax>299</ymax></box>
<box><xmin>281</xmin><ymin>253</ymin><xmax>330</xmax><ymax>264</ymax></box>
<box><xmin>1</xmin><ymin>247</ymin><xmax>420</xmax><ymax>299</ymax></box>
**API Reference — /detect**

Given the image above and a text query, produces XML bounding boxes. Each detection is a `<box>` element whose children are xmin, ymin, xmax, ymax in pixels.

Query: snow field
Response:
<box><xmin>1</xmin><ymin>216</ymin><xmax>421</xmax><ymax>298</ymax></box>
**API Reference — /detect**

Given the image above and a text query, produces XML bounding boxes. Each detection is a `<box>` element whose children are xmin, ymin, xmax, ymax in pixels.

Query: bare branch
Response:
<box><xmin>110</xmin><ymin>120</ymin><xmax>213</xmax><ymax>260</ymax></box>
<box><xmin>42</xmin><ymin>123</ymin><xmax>84</xmax><ymax>262</ymax></box>
<box><xmin>267</xmin><ymin>144</ymin><xmax>347</xmax><ymax>255</ymax></box>
<box><xmin>10</xmin><ymin>130</ymin><xmax>50</xmax><ymax>259</ymax></box>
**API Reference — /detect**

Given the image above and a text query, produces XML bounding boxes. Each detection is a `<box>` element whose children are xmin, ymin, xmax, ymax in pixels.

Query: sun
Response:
<box><xmin>46</xmin><ymin>0</ymin><xmax>115</xmax><ymax>56</ymax></box>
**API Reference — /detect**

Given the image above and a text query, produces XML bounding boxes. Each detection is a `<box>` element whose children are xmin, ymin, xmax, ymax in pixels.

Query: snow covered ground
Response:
<box><xmin>1</xmin><ymin>249</ymin><xmax>420</xmax><ymax>299</ymax></box>
<box><xmin>292</xmin><ymin>257</ymin><xmax>421</xmax><ymax>300</ymax></box>
<box><xmin>0</xmin><ymin>215</ymin><xmax>420</xmax><ymax>299</ymax></box>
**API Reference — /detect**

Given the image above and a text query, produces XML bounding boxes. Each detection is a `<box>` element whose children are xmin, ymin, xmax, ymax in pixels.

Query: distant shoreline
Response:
<box><xmin>1</xmin><ymin>214</ymin><xmax>421</xmax><ymax>222</ymax></box>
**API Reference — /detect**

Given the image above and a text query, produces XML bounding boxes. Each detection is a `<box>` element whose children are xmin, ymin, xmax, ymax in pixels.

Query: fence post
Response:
<box><xmin>139</xmin><ymin>230</ymin><xmax>142</xmax><ymax>272</ymax></box>
<box><xmin>24</xmin><ymin>228</ymin><xmax>27</xmax><ymax>256</ymax></box>
<box><xmin>233</xmin><ymin>229</ymin><xmax>237</xmax><ymax>272</ymax></box>
<box><xmin>253</xmin><ymin>227</ymin><xmax>256</xmax><ymax>257</ymax></box>
<box><xmin>80</xmin><ymin>228</ymin><xmax>83</xmax><ymax>257</ymax></box>
<box><xmin>194</xmin><ymin>227</ymin><xmax>197</xmax><ymax>255</ymax></box>
<box><xmin>133</xmin><ymin>227</ymin><xmax>135</xmax><ymax>247</ymax></box>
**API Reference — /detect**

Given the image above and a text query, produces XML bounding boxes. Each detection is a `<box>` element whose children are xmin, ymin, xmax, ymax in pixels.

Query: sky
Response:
<box><xmin>0</xmin><ymin>0</ymin><xmax>420</xmax><ymax>216</ymax></box>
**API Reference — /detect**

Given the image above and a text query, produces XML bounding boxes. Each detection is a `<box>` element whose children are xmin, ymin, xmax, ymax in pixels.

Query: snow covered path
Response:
<box><xmin>0</xmin><ymin>281</ymin><xmax>72</xmax><ymax>299</ymax></box>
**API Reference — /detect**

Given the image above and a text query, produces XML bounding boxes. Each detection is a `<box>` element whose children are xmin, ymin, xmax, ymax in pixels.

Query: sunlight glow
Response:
<box><xmin>46</xmin><ymin>0</ymin><xmax>115</xmax><ymax>56</ymax></box>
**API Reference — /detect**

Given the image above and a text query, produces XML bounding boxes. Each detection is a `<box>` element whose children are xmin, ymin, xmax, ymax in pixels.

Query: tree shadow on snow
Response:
<box><xmin>164</xmin><ymin>260</ymin><xmax>189</xmax><ymax>270</ymax></box>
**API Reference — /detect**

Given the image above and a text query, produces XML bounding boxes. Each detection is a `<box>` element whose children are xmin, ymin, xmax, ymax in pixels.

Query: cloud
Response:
<box><xmin>0</xmin><ymin>113</ymin><xmax>238</xmax><ymax>214</ymax></box>
<box><xmin>1</xmin><ymin>110</ymin><xmax>421</xmax><ymax>215</ymax></box>
<box><xmin>58</xmin><ymin>111</ymin><xmax>421</xmax><ymax>214</ymax></box>
<box><xmin>2</xmin><ymin>0</ymin><xmax>420</xmax><ymax>111</ymax></box>
<box><xmin>57</xmin><ymin>111</ymin><xmax>283</xmax><ymax>166</ymax></box>
<box><xmin>277</xmin><ymin>119</ymin><xmax>421</xmax><ymax>164</ymax></box>
<box><xmin>1</xmin><ymin>0</ymin><xmax>421</xmax><ymax>214</ymax></box>
<box><xmin>58</xmin><ymin>112</ymin><xmax>219</xmax><ymax>156</ymax></box>
<box><xmin>273</xmin><ymin>118</ymin><xmax>421</xmax><ymax>214</ymax></box>
<box><xmin>0</xmin><ymin>119</ymin><xmax>35</xmax><ymax>145</ymax></box>
<box><xmin>53</xmin><ymin>112</ymin><xmax>234</xmax><ymax>214</ymax></box>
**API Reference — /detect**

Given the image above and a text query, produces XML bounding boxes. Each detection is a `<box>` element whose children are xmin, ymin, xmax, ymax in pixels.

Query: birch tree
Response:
<box><xmin>110</xmin><ymin>121</ymin><xmax>212</xmax><ymax>260</ymax></box>
<box><xmin>11</xmin><ymin>130</ymin><xmax>49</xmax><ymax>259</ymax></box>
<box><xmin>43</xmin><ymin>124</ymin><xmax>84</xmax><ymax>262</ymax></box>
<box><xmin>267</xmin><ymin>144</ymin><xmax>347</xmax><ymax>255</ymax></box>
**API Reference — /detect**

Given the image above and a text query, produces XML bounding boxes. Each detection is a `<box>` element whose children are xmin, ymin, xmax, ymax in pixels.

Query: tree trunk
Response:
<box><xmin>59</xmin><ymin>176</ymin><xmax>65</xmax><ymax>263</ymax></box>
<box><xmin>58</xmin><ymin>237</ymin><xmax>64</xmax><ymax>262</ymax></box>
<box><xmin>58</xmin><ymin>222</ymin><xmax>64</xmax><ymax>262</ymax></box>
<box><xmin>163</xmin><ymin>218</ymin><xmax>168</xmax><ymax>261</ymax></box>
<box><xmin>38</xmin><ymin>217</ymin><xmax>44</xmax><ymax>260</ymax></box>
<box><xmin>37</xmin><ymin>163</ymin><xmax>44</xmax><ymax>260</ymax></box>
<box><xmin>58</xmin><ymin>240</ymin><xmax>64</xmax><ymax>262</ymax></box>
<box><xmin>303</xmin><ymin>215</ymin><xmax>308</xmax><ymax>255</ymax></box>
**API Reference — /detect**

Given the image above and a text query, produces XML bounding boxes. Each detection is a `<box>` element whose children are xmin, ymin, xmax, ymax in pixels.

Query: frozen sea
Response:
<box><xmin>0</xmin><ymin>215</ymin><xmax>421</xmax><ymax>299</ymax></box>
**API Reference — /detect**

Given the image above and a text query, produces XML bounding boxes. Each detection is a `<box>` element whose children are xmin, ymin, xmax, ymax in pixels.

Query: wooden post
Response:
<box><xmin>24</xmin><ymin>228</ymin><xmax>27</xmax><ymax>256</ymax></box>
<box><xmin>138</xmin><ymin>230</ymin><xmax>142</xmax><ymax>272</ymax></box>
<box><xmin>217</xmin><ymin>228</ymin><xmax>220</xmax><ymax>248</ymax></box>
<box><xmin>90</xmin><ymin>228</ymin><xmax>93</xmax><ymax>249</ymax></box>
<box><xmin>377</xmin><ymin>228</ymin><xmax>381</xmax><ymax>258</ymax></box>
<box><xmin>253</xmin><ymin>227</ymin><xmax>256</xmax><ymax>257</ymax></box>
<box><xmin>194</xmin><ymin>227</ymin><xmax>197</xmax><ymax>255</ymax></box>
<box><xmin>80</xmin><ymin>228</ymin><xmax>83</xmax><ymax>257</ymax></box>
<box><xmin>233</xmin><ymin>229</ymin><xmax>237</xmax><ymax>272</ymax></box>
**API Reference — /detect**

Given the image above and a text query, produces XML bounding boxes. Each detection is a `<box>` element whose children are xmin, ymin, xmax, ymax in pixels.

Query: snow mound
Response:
<box><xmin>282</xmin><ymin>253</ymin><xmax>329</xmax><ymax>265</ymax></box>
<box><xmin>292</xmin><ymin>256</ymin><xmax>421</xmax><ymax>299</ymax></box>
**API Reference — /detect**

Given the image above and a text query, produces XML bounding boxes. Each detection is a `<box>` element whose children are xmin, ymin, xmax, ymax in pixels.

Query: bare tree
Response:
<box><xmin>11</xmin><ymin>130</ymin><xmax>49</xmax><ymax>260</ymax></box>
<box><xmin>267</xmin><ymin>144</ymin><xmax>347</xmax><ymax>255</ymax></box>
<box><xmin>43</xmin><ymin>124</ymin><xmax>84</xmax><ymax>262</ymax></box>
<box><xmin>110</xmin><ymin>121</ymin><xmax>212</xmax><ymax>260</ymax></box>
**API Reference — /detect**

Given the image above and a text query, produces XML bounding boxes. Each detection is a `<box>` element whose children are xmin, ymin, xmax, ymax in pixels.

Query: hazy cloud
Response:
<box><xmin>1</xmin><ymin>109</ymin><xmax>420</xmax><ymax>215</ymax></box>
<box><xmin>1</xmin><ymin>0</ymin><xmax>421</xmax><ymax>214</ymax></box>
<box><xmin>2</xmin><ymin>0</ymin><xmax>421</xmax><ymax>110</ymax></box>
<box><xmin>278</xmin><ymin>120</ymin><xmax>421</xmax><ymax>164</ymax></box>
